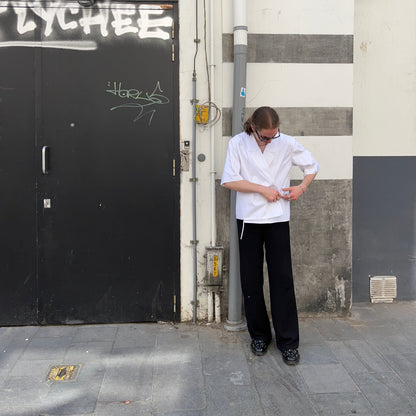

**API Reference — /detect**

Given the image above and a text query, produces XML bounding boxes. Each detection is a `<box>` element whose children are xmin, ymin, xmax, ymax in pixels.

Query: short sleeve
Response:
<box><xmin>221</xmin><ymin>139</ymin><xmax>244</xmax><ymax>185</ymax></box>
<box><xmin>291</xmin><ymin>139</ymin><xmax>320</xmax><ymax>175</ymax></box>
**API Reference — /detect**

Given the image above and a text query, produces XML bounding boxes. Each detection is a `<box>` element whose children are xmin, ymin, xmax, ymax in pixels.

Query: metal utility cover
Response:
<box><xmin>47</xmin><ymin>365</ymin><xmax>81</xmax><ymax>382</ymax></box>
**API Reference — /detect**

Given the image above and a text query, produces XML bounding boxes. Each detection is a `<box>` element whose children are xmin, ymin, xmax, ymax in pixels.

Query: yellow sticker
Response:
<box><xmin>195</xmin><ymin>105</ymin><xmax>209</xmax><ymax>124</ymax></box>
<box><xmin>213</xmin><ymin>255</ymin><xmax>218</xmax><ymax>277</ymax></box>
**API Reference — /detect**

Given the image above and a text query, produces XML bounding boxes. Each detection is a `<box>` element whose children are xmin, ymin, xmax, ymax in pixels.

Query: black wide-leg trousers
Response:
<box><xmin>237</xmin><ymin>220</ymin><xmax>299</xmax><ymax>351</ymax></box>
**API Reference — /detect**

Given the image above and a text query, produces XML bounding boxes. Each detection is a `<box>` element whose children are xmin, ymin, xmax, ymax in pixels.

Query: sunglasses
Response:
<box><xmin>254</xmin><ymin>128</ymin><xmax>281</xmax><ymax>142</ymax></box>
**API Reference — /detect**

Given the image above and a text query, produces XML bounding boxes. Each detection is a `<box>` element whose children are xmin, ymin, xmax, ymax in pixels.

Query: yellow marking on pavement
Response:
<box><xmin>47</xmin><ymin>365</ymin><xmax>80</xmax><ymax>382</ymax></box>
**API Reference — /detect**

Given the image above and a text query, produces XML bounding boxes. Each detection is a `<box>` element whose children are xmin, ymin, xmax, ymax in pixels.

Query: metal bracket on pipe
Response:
<box><xmin>224</xmin><ymin>320</ymin><xmax>247</xmax><ymax>332</ymax></box>
<box><xmin>189</xmin><ymin>178</ymin><xmax>198</xmax><ymax>182</ymax></box>
<box><xmin>190</xmin><ymin>240</ymin><xmax>199</xmax><ymax>245</ymax></box>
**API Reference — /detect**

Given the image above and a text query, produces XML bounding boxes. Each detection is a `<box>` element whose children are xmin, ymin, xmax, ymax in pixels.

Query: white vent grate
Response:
<box><xmin>370</xmin><ymin>276</ymin><xmax>397</xmax><ymax>303</ymax></box>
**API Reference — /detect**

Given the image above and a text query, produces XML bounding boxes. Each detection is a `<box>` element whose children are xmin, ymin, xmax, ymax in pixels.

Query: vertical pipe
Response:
<box><xmin>209</xmin><ymin>0</ymin><xmax>217</xmax><ymax>247</ymax></box>
<box><xmin>192</xmin><ymin>73</ymin><xmax>198</xmax><ymax>323</ymax></box>
<box><xmin>208</xmin><ymin>290</ymin><xmax>214</xmax><ymax>322</ymax></box>
<box><xmin>192</xmin><ymin>0</ymin><xmax>199</xmax><ymax>324</ymax></box>
<box><xmin>215</xmin><ymin>291</ymin><xmax>221</xmax><ymax>323</ymax></box>
<box><xmin>225</xmin><ymin>0</ymin><xmax>247</xmax><ymax>331</ymax></box>
<box><xmin>231</xmin><ymin>4</ymin><xmax>248</xmax><ymax>136</ymax></box>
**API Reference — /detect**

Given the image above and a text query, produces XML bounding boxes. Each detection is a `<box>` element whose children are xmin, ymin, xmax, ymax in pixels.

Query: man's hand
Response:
<box><xmin>224</xmin><ymin>180</ymin><xmax>284</xmax><ymax>202</ymax></box>
<box><xmin>261</xmin><ymin>187</ymin><xmax>282</xmax><ymax>203</ymax></box>
<box><xmin>282</xmin><ymin>185</ymin><xmax>304</xmax><ymax>201</ymax></box>
<box><xmin>282</xmin><ymin>174</ymin><xmax>316</xmax><ymax>201</ymax></box>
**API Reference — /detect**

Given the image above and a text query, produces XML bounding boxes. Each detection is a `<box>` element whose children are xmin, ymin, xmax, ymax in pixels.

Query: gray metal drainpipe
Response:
<box><xmin>225</xmin><ymin>0</ymin><xmax>247</xmax><ymax>332</ymax></box>
<box><xmin>192</xmin><ymin>0</ymin><xmax>199</xmax><ymax>324</ymax></box>
<box><xmin>192</xmin><ymin>71</ymin><xmax>198</xmax><ymax>323</ymax></box>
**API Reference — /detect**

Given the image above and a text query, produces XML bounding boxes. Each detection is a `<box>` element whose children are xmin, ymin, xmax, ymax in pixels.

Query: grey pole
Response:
<box><xmin>225</xmin><ymin>1</ymin><xmax>247</xmax><ymax>332</ymax></box>
<box><xmin>192</xmin><ymin>0</ymin><xmax>199</xmax><ymax>323</ymax></box>
<box><xmin>192</xmin><ymin>71</ymin><xmax>198</xmax><ymax>323</ymax></box>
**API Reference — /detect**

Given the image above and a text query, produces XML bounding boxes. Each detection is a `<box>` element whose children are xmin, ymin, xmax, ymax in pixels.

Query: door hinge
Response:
<box><xmin>172</xmin><ymin>159</ymin><xmax>176</xmax><ymax>176</ymax></box>
<box><xmin>173</xmin><ymin>294</ymin><xmax>177</xmax><ymax>313</ymax></box>
<box><xmin>171</xmin><ymin>44</ymin><xmax>175</xmax><ymax>62</ymax></box>
<box><xmin>171</xmin><ymin>22</ymin><xmax>175</xmax><ymax>39</ymax></box>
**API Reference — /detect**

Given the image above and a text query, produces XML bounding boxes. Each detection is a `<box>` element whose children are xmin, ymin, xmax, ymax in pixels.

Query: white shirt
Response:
<box><xmin>221</xmin><ymin>132</ymin><xmax>320</xmax><ymax>223</ymax></box>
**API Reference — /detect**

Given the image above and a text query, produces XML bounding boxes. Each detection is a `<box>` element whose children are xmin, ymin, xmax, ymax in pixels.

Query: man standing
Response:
<box><xmin>221</xmin><ymin>107</ymin><xmax>320</xmax><ymax>365</ymax></box>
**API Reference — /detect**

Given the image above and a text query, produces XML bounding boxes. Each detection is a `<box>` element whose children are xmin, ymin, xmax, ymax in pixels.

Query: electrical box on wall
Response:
<box><xmin>205</xmin><ymin>247</ymin><xmax>224</xmax><ymax>286</ymax></box>
<box><xmin>195</xmin><ymin>105</ymin><xmax>209</xmax><ymax>124</ymax></box>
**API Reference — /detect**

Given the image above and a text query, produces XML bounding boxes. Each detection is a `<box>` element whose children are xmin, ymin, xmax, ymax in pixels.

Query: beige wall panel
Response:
<box><xmin>290</xmin><ymin>137</ymin><xmax>352</xmax><ymax>180</ymax></box>
<box><xmin>223</xmin><ymin>0</ymin><xmax>353</xmax><ymax>35</ymax></box>
<box><xmin>222</xmin><ymin>63</ymin><xmax>353</xmax><ymax>108</ymax></box>
<box><xmin>354</xmin><ymin>0</ymin><xmax>416</xmax><ymax>156</ymax></box>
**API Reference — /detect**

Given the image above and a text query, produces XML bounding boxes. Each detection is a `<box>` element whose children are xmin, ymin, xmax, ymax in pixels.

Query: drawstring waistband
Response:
<box><xmin>240</xmin><ymin>220</ymin><xmax>245</xmax><ymax>240</ymax></box>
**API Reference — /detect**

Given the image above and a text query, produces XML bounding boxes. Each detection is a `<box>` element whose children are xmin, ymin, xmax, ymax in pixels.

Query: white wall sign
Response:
<box><xmin>0</xmin><ymin>1</ymin><xmax>173</xmax><ymax>48</ymax></box>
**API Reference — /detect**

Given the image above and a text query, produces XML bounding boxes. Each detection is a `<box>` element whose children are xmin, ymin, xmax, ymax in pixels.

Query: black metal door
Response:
<box><xmin>0</xmin><ymin>2</ymin><xmax>180</xmax><ymax>325</ymax></box>
<box><xmin>0</xmin><ymin>31</ymin><xmax>38</xmax><ymax>325</ymax></box>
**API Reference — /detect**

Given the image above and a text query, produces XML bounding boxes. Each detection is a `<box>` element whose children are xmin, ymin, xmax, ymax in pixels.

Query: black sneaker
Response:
<box><xmin>281</xmin><ymin>348</ymin><xmax>300</xmax><ymax>365</ymax></box>
<box><xmin>250</xmin><ymin>339</ymin><xmax>269</xmax><ymax>356</ymax></box>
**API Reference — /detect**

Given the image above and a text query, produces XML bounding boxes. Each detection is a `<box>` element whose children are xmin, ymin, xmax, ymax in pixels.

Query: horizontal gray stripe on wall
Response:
<box><xmin>223</xmin><ymin>34</ymin><xmax>353</xmax><ymax>63</ymax></box>
<box><xmin>222</xmin><ymin>107</ymin><xmax>353</xmax><ymax>137</ymax></box>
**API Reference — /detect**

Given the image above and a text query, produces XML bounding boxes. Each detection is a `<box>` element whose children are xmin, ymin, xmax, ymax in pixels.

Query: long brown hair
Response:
<box><xmin>243</xmin><ymin>107</ymin><xmax>280</xmax><ymax>134</ymax></box>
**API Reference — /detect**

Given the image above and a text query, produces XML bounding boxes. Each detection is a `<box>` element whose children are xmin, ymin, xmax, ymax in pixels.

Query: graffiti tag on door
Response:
<box><xmin>106</xmin><ymin>81</ymin><xmax>170</xmax><ymax>126</ymax></box>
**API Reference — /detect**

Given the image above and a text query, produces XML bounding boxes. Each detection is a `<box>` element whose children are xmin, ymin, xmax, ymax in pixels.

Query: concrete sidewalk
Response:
<box><xmin>1</xmin><ymin>302</ymin><xmax>416</xmax><ymax>416</ymax></box>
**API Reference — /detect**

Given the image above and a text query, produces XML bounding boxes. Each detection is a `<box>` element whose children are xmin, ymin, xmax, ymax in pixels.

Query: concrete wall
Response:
<box><xmin>179</xmin><ymin>0</ymin><xmax>225</xmax><ymax>321</ymax></box>
<box><xmin>179</xmin><ymin>0</ymin><xmax>355</xmax><ymax>320</ymax></box>
<box><xmin>353</xmin><ymin>0</ymin><xmax>416</xmax><ymax>302</ymax></box>
<box><xmin>218</xmin><ymin>0</ymin><xmax>354</xmax><ymax>318</ymax></box>
<box><xmin>178</xmin><ymin>0</ymin><xmax>416</xmax><ymax>321</ymax></box>
<box><xmin>291</xmin><ymin>180</ymin><xmax>352</xmax><ymax>315</ymax></box>
<box><xmin>353</xmin><ymin>0</ymin><xmax>416</xmax><ymax>157</ymax></box>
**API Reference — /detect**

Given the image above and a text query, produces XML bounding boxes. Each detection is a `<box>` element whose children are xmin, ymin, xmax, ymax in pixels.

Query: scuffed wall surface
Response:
<box><xmin>290</xmin><ymin>179</ymin><xmax>352</xmax><ymax>316</ymax></box>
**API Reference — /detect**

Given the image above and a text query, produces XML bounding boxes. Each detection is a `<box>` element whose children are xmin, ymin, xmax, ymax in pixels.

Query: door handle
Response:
<box><xmin>42</xmin><ymin>146</ymin><xmax>49</xmax><ymax>175</ymax></box>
